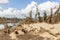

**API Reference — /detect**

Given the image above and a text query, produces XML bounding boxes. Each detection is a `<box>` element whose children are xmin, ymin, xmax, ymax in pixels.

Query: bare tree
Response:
<box><xmin>49</xmin><ymin>8</ymin><xmax>53</xmax><ymax>24</ymax></box>
<box><xmin>25</xmin><ymin>10</ymin><xmax>33</xmax><ymax>24</ymax></box>
<box><xmin>29</xmin><ymin>10</ymin><xmax>32</xmax><ymax>19</ymax></box>
<box><xmin>43</xmin><ymin>10</ymin><xmax>47</xmax><ymax>22</ymax></box>
<box><xmin>35</xmin><ymin>4</ymin><xmax>42</xmax><ymax>22</ymax></box>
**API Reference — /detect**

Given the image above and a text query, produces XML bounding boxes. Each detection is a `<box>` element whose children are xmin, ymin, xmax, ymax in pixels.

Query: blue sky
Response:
<box><xmin>0</xmin><ymin>0</ymin><xmax>60</xmax><ymax>9</ymax></box>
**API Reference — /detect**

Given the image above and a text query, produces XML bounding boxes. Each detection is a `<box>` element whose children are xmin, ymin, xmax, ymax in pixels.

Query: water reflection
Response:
<box><xmin>0</xmin><ymin>23</ymin><xmax>19</xmax><ymax>29</ymax></box>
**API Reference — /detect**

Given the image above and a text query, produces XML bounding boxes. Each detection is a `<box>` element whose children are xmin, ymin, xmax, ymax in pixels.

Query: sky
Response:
<box><xmin>0</xmin><ymin>0</ymin><xmax>60</xmax><ymax>18</ymax></box>
<box><xmin>0</xmin><ymin>0</ymin><xmax>60</xmax><ymax>9</ymax></box>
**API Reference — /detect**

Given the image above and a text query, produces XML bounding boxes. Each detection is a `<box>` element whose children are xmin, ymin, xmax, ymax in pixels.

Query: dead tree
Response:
<box><xmin>35</xmin><ymin>4</ymin><xmax>42</xmax><ymax>22</ymax></box>
<box><xmin>38</xmin><ymin>12</ymin><xmax>42</xmax><ymax>22</ymax></box>
<box><xmin>54</xmin><ymin>5</ymin><xmax>60</xmax><ymax>23</ymax></box>
<box><xmin>43</xmin><ymin>10</ymin><xmax>47</xmax><ymax>22</ymax></box>
<box><xmin>49</xmin><ymin>8</ymin><xmax>53</xmax><ymax>24</ymax></box>
<box><xmin>25</xmin><ymin>10</ymin><xmax>33</xmax><ymax>23</ymax></box>
<box><xmin>29</xmin><ymin>10</ymin><xmax>32</xmax><ymax>19</ymax></box>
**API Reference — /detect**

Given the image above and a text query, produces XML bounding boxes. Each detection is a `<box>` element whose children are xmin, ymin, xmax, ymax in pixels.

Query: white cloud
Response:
<box><xmin>22</xmin><ymin>1</ymin><xmax>37</xmax><ymax>14</ymax></box>
<box><xmin>39</xmin><ymin>1</ymin><xmax>59</xmax><ymax>10</ymax></box>
<box><xmin>38</xmin><ymin>1</ymin><xmax>59</xmax><ymax>16</ymax></box>
<box><xmin>3</xmin><ymin>8</ymin><xmax>22</xmax><ymax>18</ymax></box>
<box><xmin>21</xmin><ymin>1</ymin><xmax>59</xmax><ymax>17</ymax></box>
<box><xmin>0</xmin><ymin>8</ymin><xmax>21</xmax><ymax>18</ymax></box>
<box><xmin>0</xmin><ymin>1</ymin><xmax>59</xmax><ymax>18</ymax></box>
<box><xmin>0</xmin><ymin>0</ymin><xmax>9</xmax><ymax>4</ymax></box>
<box><xmin>21</xmin><ymin>1</ymin><xmax>37</xmax><ymax>18</ymax></box>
